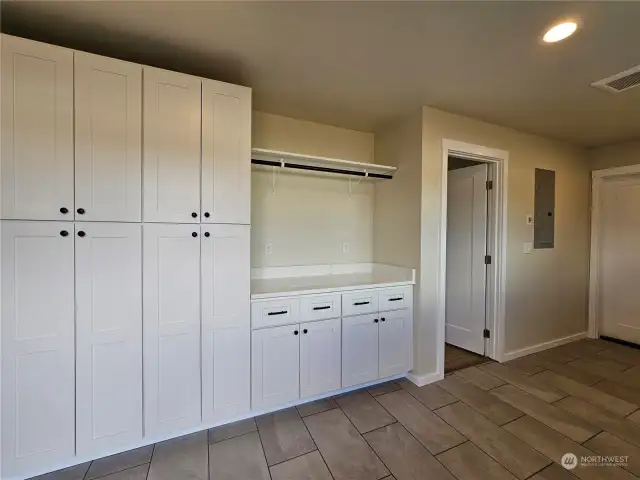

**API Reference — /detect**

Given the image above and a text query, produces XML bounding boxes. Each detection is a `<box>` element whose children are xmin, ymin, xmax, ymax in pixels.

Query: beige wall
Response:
<box><xmin>589</xmin><ymin>140</ymin><xmax>640</xmax><ymax>171</ymax></box>
<box><xmin>412</xmin><ymin>107</ymin><xmax>591</xmax><ymax>376</ymax></box>
<box><xmin>251</xmin><ymin>112</ymin><xmax>376</xmax><ymax>267</ymax></box>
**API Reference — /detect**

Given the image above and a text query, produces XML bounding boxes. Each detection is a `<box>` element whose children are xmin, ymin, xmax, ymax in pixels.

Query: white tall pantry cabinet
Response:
<box><xmin>1</xmin><ymin>34</ymin><xmax>251</xmax><ymax>480</ymax></box>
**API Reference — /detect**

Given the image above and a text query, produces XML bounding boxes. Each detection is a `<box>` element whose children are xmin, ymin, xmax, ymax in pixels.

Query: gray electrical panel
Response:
<box><xmin>534</xmin><ymin>168</ymin><xmax>555</xmax><ymax>249</ymax></box>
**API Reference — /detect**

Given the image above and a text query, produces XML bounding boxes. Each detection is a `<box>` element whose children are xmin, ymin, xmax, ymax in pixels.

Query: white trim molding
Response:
<box><xmin>502</xmin><ymin>332</ymin><xmax>588</xmax><ymax>362</ymax></box>
<box><xmin>588</xmin><ymin>164</ymin><xmax>640</xmax><ymax>339</ymax></box>
<box><xmin>439</xmin><ymin>139</ymin><xmax>509</xmax><ymax>378</ymax></box>
<box><xmin>407</xmin><ymin>370</ymin><xmax>444</xmax><ymax>387</ymax></box>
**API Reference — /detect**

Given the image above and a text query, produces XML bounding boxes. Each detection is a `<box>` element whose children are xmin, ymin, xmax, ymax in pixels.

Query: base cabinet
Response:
<box><xmin>379</xmin><ymin>310</ymin><xmax>412</xmax><ymax>378</ymax></box>
<box><xmin>300</xmin><ymin>318</ymin><xmax>341</xmax><ymax>398</ymax></box>
<box><xmin>342</xmin><ymin>314</ymin><xmax>380</xmax><ymax>388</ymax></box>
<box><xmin>252</xmin><ymin>324</ymin><xmax>301</xmax><ymax>410</ymax></box>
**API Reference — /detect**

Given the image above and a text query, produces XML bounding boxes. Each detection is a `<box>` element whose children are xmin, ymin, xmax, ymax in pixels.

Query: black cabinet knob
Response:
<box><xmin>374</xmin><ymin>318</ymin><xmax>379</xmax><ymax>323</ymax></box>
<box><xmin>204</xmin><ymin>212</ymin><xmax>210</xmax><ymax>218</ymax></box>
<box><xmin>60</xmin><ymin>207</ymin><xmax>68</xmax><ymax>214</ymax></box>
<box><xmin>303</xmin><ymin>329</ymin><xmax>308</xmax><ymax>334</ymax></box>
<box><xmin>191</xmin><ymin>212</ymin><xmax>198</xmax><ymax>218</ymax></box>
<box><xmin>60</xmin><ymin>230</ymin><xmax>69</xmax><ymax>237</ymax></box>
<box><xmin>192</xmin><ymin>232</ymin><xmax>198</xmax><ymax>238</ymax></box>
<box><xmin>204</xmin><ymin>232</ymin><xmax>210</xmax><ymax>237</ymax></box>
<box><xmin>77</xmin><ymin>208</ymin><xmax>85</xmax><ymax>215</ymax></box>
<box><xmin>77</xmin><ymin>231</ymin><xmax>86</xmax><ymax>237</ymax></box>
<box><xmin>294</xmin><ymin>330</ymin><xmax>299</xmax><ymax>335</ymax></box>
<box><xmin>381</xmin><ymin>317</ymin><xmax>386</xmax><ymax>322</ymax></box>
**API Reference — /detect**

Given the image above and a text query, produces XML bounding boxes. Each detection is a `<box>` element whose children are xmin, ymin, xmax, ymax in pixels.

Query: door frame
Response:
<box><xmin>439</xmin><ymin>139</ymin><xmax>509</xmax><ymax>366</ymax></box>
<box><xmin>588</xmin><ymin>164</ymin><xmax>640</xmax><ymax>339</ymax></box>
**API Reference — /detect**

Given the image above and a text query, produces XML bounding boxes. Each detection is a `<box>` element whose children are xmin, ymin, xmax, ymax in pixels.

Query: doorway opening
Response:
<box><xmin>439</xmin><ymin>139</ymin><xmax>508</xmax><ymax>376</ymax></box>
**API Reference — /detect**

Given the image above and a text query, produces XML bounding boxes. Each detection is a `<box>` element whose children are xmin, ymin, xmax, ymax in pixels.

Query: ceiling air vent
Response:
<box><xmin>592</xmin><ymin>65</ymin><xmax>640</xmax><ymax>93</ymax></box>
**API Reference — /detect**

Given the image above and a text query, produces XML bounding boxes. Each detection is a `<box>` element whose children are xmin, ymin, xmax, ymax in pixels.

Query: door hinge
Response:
<box><xmin>484</xmin><ymin>255</ymin><xmax>492</xmax><ymax>265</ymax></box>
<box><xmin>486</xmin><ymin>180</ymin><xmax>493</xmax><ymax>190</ymax></box>
<box><xmin>483</xmin><ymin>329</ymin><xmax>491</xmax><ymax>339</ymax></box>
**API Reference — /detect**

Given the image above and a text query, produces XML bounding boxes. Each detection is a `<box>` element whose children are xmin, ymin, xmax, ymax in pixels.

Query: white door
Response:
<box><xmin>143</xmin><ymin>224</ymin><xmax>202</xmax><ymax>438</ymax></box>
<box><xmin>342</xmin><ymin>314</ymin><xmax>379</xmax><ymax>387</ymax></box>
<box><xmin>201</xmin><ymin>80</ymin><xmax>251</xmax><ymax>224</ymax></box>
<box><xmin>201</xmin><ymin>225</ymin><xmax>250</xmax><ymax>423</ymax></box>
<box><xmin>143</xmin><ymin>67</ymin><xmax>201</xmax><ymax>223</ymax></box>
<box><xmin>445</xmin><ymin>164</ymin><xmax>488</xmax><ymax>355</ymax></box>
<box><xmin>300</xmin><ymin>318</ymin><xmax>341</xmax><ymax>398</ymax></box>
<box><xmin>75</xmin><ymin>52</ymin><xmax>142</xmax><ymax>222</ymax></box>
<box><xmin>1</xmin><ymin>35</ymin><xmax>73</xmax><ymax>221</ymax></box>
<box><xmin>598</xmin><ymin>174</ymin><xmax>640</xmax><ymax>344</ymax></box>
<box><xmin>379</xmin><ymin>310</ymin><xmax>412</xmax><ymax>378</ymax></box>
<box><xmin>75</xmin><ymin>223</ymin><xmax>142</xmax><ymax>457</ymax></box>
<box><xmin>251</xmin><ymin>325</ymin><xmax>300</xmax><ymax>410</ymax></box>
<box><xmin>1</xmin><ymin>221</ymin><xmax>75</xmax><ymax>477</ymax></box>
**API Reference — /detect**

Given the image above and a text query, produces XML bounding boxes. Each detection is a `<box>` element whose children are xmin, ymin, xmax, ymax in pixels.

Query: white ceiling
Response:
<box><xmin>3</xmin><ymin>1</ymin><xmax>640</xmax><ymax>147</ymax></box>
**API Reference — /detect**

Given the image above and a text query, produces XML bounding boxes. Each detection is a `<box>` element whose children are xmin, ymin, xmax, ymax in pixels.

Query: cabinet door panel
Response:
<box><xmin>342</xmin><ymin>314</ymin><xmax>379</xmax><ymax>388</ymax></box>
<box><xmin>201</xmin><ymin>225</ymin><xmax>250</xmax><ymax>423</ymax></box>
<box><xmin>143</xmin><ymin>224</ymin><xmax>201</xmax><ymax>438</ymax></box>
<box><xmin>300</xmin><ymin>318</ymin><xmax>341</xmax><ymax>398</ymax></box>
<box><xmin>1</xmin><ymin>221</ymin><xmax>75</xmax><ymax>477</ymax></box>
<box><xmin>201</xmin><ymin>80</ymin><xmax>251</xmax><ymax>224</ymax></box>
<box><xmin>1</xmin><ymin>35</ymin><xmax>73</xmax><ymax>220</ymax></box>
<box><xmin>252</xmin><ymin>325</ymin><xmax>300</xmax><ymax>410</ymax></box>
<box><xmin>143</xmin><ymin>67</ymin><xmax>201</xmax><ymax>223</ymax></box>
<box><xmin>75</xmin><ymin>223</ymin><xmax>142</xmax><ymax>456</ymax></box>
<box><xmin>379</xmin><ymin>310</ymin><xmax>412</xmax><ymax>378</ymax></box>
<box><xmin>75</xmin><ymin>52</ymin><xmax>142</xmax><ymax>222</ymax></box>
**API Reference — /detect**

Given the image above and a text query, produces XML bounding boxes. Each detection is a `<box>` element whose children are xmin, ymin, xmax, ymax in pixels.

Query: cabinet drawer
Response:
<box><xmin>341</xmin><ymin>290</ymin><xmax>379</xmax><ymax>317</ymax></box>
<box><xmin>300</xmin><ymin>294</ymin><xmax>341</xmax><ymax>322</ymax></box>
<box><xmin>379</xmin><ymin>286</ymin><xmax>413</xmax><ymax>312</ymax></box>
<box><xmin>251</xmin><ymin>298</ymin><xmax>300</xmax><ymax>329</ymax></box>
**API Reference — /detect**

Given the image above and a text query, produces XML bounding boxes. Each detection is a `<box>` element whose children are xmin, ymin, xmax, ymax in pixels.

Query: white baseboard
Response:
<box><xmin>406</xmin><ymin>370</ymin><xmax>444</xmax><ymax>387</ymax></box>
<box><xmin>501</xmin><ymin>331</ymin><xmax>588</xmax><ymax>362</ymax></box>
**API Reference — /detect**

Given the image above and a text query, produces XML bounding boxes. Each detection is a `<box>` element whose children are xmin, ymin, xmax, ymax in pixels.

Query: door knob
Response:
<box><xmin>77</xmin><ymin>208</ymin><xmax>85</xmax><ymax>215</ymax></box>
<box><xmin>60</xmin><ymin>207</ymin><xmax>68</xmax><ymax>214</ymax></box>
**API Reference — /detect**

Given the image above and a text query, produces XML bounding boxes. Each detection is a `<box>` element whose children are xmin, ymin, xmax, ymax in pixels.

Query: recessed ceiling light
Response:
<box><xmin>543</xmin><ymin>21</ymin><xmax>578</xmax><ymax>43</ymax></box>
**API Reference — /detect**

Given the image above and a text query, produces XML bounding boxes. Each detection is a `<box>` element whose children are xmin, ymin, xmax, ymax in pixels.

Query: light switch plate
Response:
<box><xmin>265</xmin><ymin>242</ymin><xmax>273</xmax><ymax>255</ymax></box>
<box><xmin>526</xmin><ymin>214</ymin><xmax>534</xmax><ymax>226</ymax></box>
<box><xmin>523</xmin><ymin>242</ymin><xmax>533</xmax><ymax>254</ymax></box>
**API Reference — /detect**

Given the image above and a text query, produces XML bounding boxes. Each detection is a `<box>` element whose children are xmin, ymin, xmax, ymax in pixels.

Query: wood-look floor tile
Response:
<box><xmin>529</xmin><ymin>464</ymin><xmax>579</xmax><ymax>480</ymax></box>
<box><xmin>436</xmin><ymin>441</ymin><xmax>517</xmax><ymax>480</ymax></box>
<box><xmin>376</xmin><ymin>390</ymin><xmax>465</xmax><ymax>454</ymax></box>
<box><xmin>396</xmin><ymin>378</ymin><xmax>458</xmax><ymax>410</ymax></box>
<box><xmin>629</xmin><ymin>410</ymin><xmax>640</xmax><ymax>424</ymax></box>
<box><xmin>609</xmin><ymin>365</ymin><xmax>640</xmax><ymax>389</ymax></box>
<box><xmin>594</xmin><ymin>380</ymin><xmax>640</xmax><ymax>406</ymax></box>
<box><xmin>534</xmin><ymin>360</ymin><xmax>603</xmax><ymax>386</ymax></box>
<box><xmin>94</xmin><ymin>465</ymin><xmax>148</xmax><ymax>480</ymax></box>
<box><xmin>555</xmin><ymin>396</ymin><xmax>640</xmax><ymax>447</ymax></box>
<box><xmin>434</xmin><ymin>401</ymin><xmax>550</xmax><ymax>479</ymax></box>
<box><xmin>535</xmin><ymin>345</ymin><xmax>583</xmax><ymax>364</ymax></box>
<box><xmin>503</xmin><ymin>356</ymin><xmax>545</xmax><ymax>375</ymax></box>
<box><xmin>364</xmin><ymin>423</ymin><xmax>455</xmax><ymax>480</ymax></box>
<box><xmin>303</xmin><ymin>408</ymin><xmax>389</xmax><ymax>480</ymax></box>
<box><xmin>534</xmin><ymin>370</ymin><xmax>638</xmax><ymax>416</ymax></box>
<box><xmin>455</xmin><ymin>366</ymin><xmax>505</xmax><ymax>391</ymax></box>
<box><xmin>436</xmin><ymin>375</ymin><xmax>523</xmax><ymax>425</ymax></box>
<box><xmin>568</xmin><ymin>358</ymin><xmax>633</xmax><ymax>378</ymax></box>
<box><xmin>491</xmin><ymin>385</ymin><xmax>600</xmax><ymax>443</ymax></box>
<box><xmin>598</xmin><ymin>346</ymin><xmax>640</xmax><ymax>366</ymax></box>
<box><xmin>504</xmin><ymin>415</ymin><xmax>635</xmax><ymax>480</ymax></box>
<box><xmin>367</xmin><ymin>380</ymin><xmax>402</xmax><ymax>397</ymax></box>
<box><xmin>335</xmin><ymin>390</ymin><xmax>396</xmax><ymax>433</ymax></box>
<box><xmin>269</xmin><ymin>451</ymin><xmax>333</xmax><ymax>480</ymax></box>
<box><xmin>208</xmin><ymin>431</ymin><xmax>270</xmax><ymax>480</ymax></box>
<box><xmin>29</xmin><ymin>462</ymin><xmax>91</xmax><ymax>480</ymax></box>
<box><xmin>148</xmin><ymin>431</ymin><xmax>208</xmax><ymax>480</ymax></box>
<box><xmin>209</xmin><ymin>417</ymin><xmax>257</xmax><ymax>444</ymax></box>
<box><xmin>296</xmin><ymin>397</ymin><xmax>338</xmax><ymax>417</ymax></box>
<box><xmin>479</xmin><ymin>364</ymin><xmax>566</xmax><ymax>402</ymax></box>
<box><xmin>86</xmin><ymin>446</ymin><xmax>153</xmax><ymax>479</ymax></box>
<box><xmin>256</xmin><ymin>407</ymin><xmax>316</xmax><ymax>466</ymax></box>
<box><xmin>568</xmin><ymin>339</ymin><xmax>611</xmax><ymax>356</ymax></box>
<box><xmin>585</xmin><ymin>432</ymin><xmax>640</xmax><ymax>477</ymax></box>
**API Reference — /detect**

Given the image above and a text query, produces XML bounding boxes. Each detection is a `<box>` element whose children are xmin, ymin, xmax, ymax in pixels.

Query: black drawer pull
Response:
<box><xmin>388</xmin><ymin>297</ymin><xmax>403</xmax><ymax>302</ymax></box>
<box><xmin>312</xmin><ymin>306</ymin><xmax>331</xmax><ymax>311</ymax></box>
<box><xmin>267</xmin><ymin>310</ymin><xmax>288</xmax><ymax>316</ymax></box>
<box><xmin>354</xmin><ymin>301</ymin><xmax>370</xmax><ymax>306</ymax></box>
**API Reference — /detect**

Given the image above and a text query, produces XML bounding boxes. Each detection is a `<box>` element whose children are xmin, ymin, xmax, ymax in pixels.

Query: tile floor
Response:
<box><xmin>444</xmin><ymin>343</ymin><xmax>488</xmax><ymax>373</ymax></box>
<box><xmin>32</xmin><ymin>338</ymin><xmax>640</xmax><ymax>480</ymax></box>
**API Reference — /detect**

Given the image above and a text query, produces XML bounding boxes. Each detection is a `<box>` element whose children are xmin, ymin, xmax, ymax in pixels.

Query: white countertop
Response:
<box><xmin>251</xmin><ymin>263</ymin><xmax>415</xmax><ymax>300</ymax></box>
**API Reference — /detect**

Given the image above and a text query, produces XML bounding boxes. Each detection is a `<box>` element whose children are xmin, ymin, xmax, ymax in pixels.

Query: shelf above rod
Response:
<box><xmin>251</xmin><ymin>158</ymin><xmax>393</xmax><ymax>179</ymax></box>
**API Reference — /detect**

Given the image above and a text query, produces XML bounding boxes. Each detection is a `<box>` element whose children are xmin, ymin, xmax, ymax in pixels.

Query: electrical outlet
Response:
<box><xmin>342</xmin><ymin>242</ymin><xmax>350</xmax><ymax>254</ymax></box>
<box><xmin>523</xmin><ymin>242</ymin><xmax>533</xmax><ymax>254</ymax></box>
<box><xmin>265</xmin><ymin>242</ymin><xmax>273</xmax><ymax>255</ymax></box>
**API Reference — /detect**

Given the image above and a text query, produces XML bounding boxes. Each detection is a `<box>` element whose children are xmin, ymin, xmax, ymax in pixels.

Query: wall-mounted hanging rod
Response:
<box><xmin>251</xmin><ymin>158</ymin><xmax>394</xmax><ymax>179</ymax></box>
